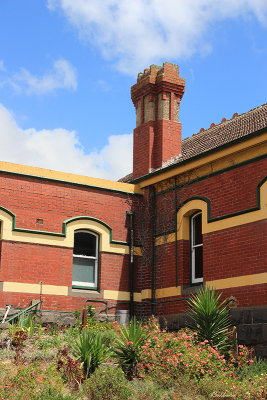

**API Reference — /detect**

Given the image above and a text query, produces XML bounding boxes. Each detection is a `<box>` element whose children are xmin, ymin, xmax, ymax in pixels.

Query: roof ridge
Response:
<box><xmin>182</xmin><ymin>102</ymin><xmax>267</xmax><ymax>143</ymax></box>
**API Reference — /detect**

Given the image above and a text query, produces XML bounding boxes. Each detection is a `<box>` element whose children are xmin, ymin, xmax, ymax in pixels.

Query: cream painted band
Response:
<box><xmin>103</xmin><ymin>290</ymin><xmax>130</xmax><ymax>301</ymax></box>
<box><xmin>154</xmin><ymin>180</ymin><xmax>267</xmax><ymax>244</ymax></box>
<box><xmin>155</xmin><ymin>286</ymin><xmax>181</xmax><ymax>298</ymax></box>
<box><xmin>206</xmin><ymin>272</ymin><xmax>267</xmax><ymax>290</ymax></box>
<box><xmin>133</xmin><ymin>289</ymin><xmax>152</xmax><ymax>302</ymax></box>
<box><xmin>137</xmin><ymin>131</ymin><xmax>267</xmax><ymax>188</ymax></box>
<box><xmin>1</xmin><ymin>283</ymin><xmax>143</xmax><ymax>301</ymax></box>
<box><xmin>2</xmin><ymin>272</ymin><xmax>266</xmax><ymax>299</ymax></box>
<box><xmin>0</xmin><ymin>160</ymin><xmax>143</xmax><ymax>195</ymax></box>
<box><xmin>0</xmin><ymin>213</ymin><xmax>131</xmax><ymax>255</ymax></box>
<box><xmin>136</xmin><ymin>272</ymin><xmax>267</xmax><ymax>299</ymax></box>
<box><xmin>133</xmin><ymin>246</ymin><xmax>142</xmax><ymax>256</ymax></box>
<box><xmin>3</xmin><ymin>282</ymin><xmax>68</xmax><ymax>296</ymax></box>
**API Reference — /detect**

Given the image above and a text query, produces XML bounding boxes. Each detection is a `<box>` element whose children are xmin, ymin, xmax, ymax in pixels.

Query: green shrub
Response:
<box><xmin>236</xmin><ymin>356</ymin><xmax>267</xmax><ymax>379</ymax></box>
<box><xmin>187</xmin><ymin>286</ymin><xmax>231</xmax><ymax>353</ymax></box>
<box><xmin>37</xmin><ymin>387</ymin><xmax>81</xmax><ymax>400</ymax></box>
<box><xmin>138</xmin><ymin>328</ymin><xmax>227</xmax><ymax>384</ymax></box>
<box><xmin>83</xmin><ymin>365</ymin><xmax>133</xmax><ymax>400</ymax></box>
<box><xmin>98</xmin><ymin>328</ymin><xmax>119</xmax><ymax>347</ymax></box>
<box><xmin>0</xmin><ymin>360</ymin><xmax>67</xmax><ymax>400</ymax></box>
<box><xmin>197</xmin><ymin>369</ymin><xmax>266</xmax><ymax>400</ymax></box>
<box><xmin>129</xmin><ymin>378</ymin><xmax>165</xmax><ymax>400</ymax></box>
<box><xmin>114</xmin><ymin>317</ymin><xmax>149</xmax><ymax>379</ymax></box>
<box><xmin>72</xmin><ymin>329</ymin><xmax>113</xmax><ymax>377</ymax></box>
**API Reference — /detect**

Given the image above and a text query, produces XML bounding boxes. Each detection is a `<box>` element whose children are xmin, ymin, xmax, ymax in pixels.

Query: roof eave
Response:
<box><xmin>130</xmin><ymin>126</ymin><xmax>267</xmax><ymax>184</ymax></box>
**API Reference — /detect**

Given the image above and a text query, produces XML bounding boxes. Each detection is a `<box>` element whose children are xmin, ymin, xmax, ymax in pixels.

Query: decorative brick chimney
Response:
<box><xmin>131</xmin><ymin>62</ymin><xmax>185</xmax><ymax>179</ymax></box>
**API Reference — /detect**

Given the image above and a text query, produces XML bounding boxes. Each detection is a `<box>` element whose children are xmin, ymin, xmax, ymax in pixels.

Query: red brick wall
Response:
<box><xmin>133</xmin><ymin>122</ymin><xmax>155</xmax><ymax>179</ymax></box>
<box><xmin>154</xmin><ymin>121</ymin><xmax>182</xmax><ymax>168</ymax></box>
<box><xmin>0</xmin><ymin>172</ymin><xmax>135</xmax><ymax>311</ymax></box>
<box><xmin>136</xmin><ymin>159</ymin><xmax>266</xmax><ymax>315</ymax></box>
<box><xmin>100</xmin><ymin>252</ymin><xmax>129</xmax><ymax>292</ymax></box>
<box><xmin>155</xmin><ymin>242</ymin><xmax>176</xmax><ymax>288</ymax></box>
<box><xmin>0</xmin><ymin>154</ymin><xmax>265</xmax><ymax>315</ymax></box>
<box><xmin>0</xmin><ymin>241</ymin><xmax>72</xmax><ymax>285</ymax></box>
<box><xmin>0</xmin><ymin>173</ymin><xmax>130</xmax><ymax>241</ymax></box>
<box><xmin>154</xmin><ymin>283</ymin><xmax>266</xmax><ymax>316</ymax></box>
<box><xmin>177</xmin><ymin>158</ymin><xmax>266</xmax><ymax>218</ymax></box>
<box><xmin>0</xmin><ymin>290</ymin><xmax>128</xmax><ymax>313</ymax></box>
<box><xmin>203</xmin><ymin>220</ymin><xmax>267</xmax><ymax>281</ymax></box>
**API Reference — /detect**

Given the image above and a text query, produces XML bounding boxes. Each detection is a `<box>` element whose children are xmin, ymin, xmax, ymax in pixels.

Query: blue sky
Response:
<box><xmin>0</xmin><ymin>0</ymin><xmax>266</xmax><ymax>180</ymax></box>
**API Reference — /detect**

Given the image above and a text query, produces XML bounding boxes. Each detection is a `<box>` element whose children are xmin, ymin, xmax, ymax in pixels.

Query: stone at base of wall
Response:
<box><xmin>0</xmin><ymin>308</ymin><xmax>116</xmax><ymax>327</ymax></box>
<box><xmin>158</xmin><ymin>305</ymin><xmax>267</xmax><ymax>358</ymax></box>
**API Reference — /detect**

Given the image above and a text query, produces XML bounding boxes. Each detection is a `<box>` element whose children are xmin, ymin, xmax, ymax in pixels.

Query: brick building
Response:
<box><xmin>0</xmin><ymin>63</ymin><xmax>266</xmax><ymax>351</ymax></box>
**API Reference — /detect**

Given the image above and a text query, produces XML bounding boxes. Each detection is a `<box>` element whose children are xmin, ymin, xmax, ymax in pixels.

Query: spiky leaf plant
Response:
<box><xmin>72</xmin><ymin>329</ymin><xmax>113</xmax><ymax>377</ymax></box>
<box><xmin>187</xmin><ymin>287</ymin><xmax>231</xmax><ymax>353</ymax></box>
<box><xmin>114</xmin><ymin>317</ymin><xmax>148</xmax><ymax>379</ymax></box>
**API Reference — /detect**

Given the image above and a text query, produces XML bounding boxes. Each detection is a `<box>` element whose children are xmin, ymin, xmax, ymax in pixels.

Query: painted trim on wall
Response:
<box><xmin>0</xmin><ymin>209</ymin><xmax>132</xmax><ymax>254</ymax></box>
<box><xmin>103</xmin><ymin>290</ymin><xmax>130</xmax><ymax>301</ymax></box>
<box><xmin>0</xmin><ymin>160</ymin><xmax>143</xmax><ymax>196</ymax></box>
<box><xmin>156</xmin><ymin>154</ymin><xmax>266</xmax><ymax>196</ymax></box>
<box><xmin>2</xmin><ymin>272</ymin><xmax>266</xmax><ymax>299</ymax></box>
<box><xmin>3</xmin><ymin>282</ymin><xmax>69</xmax><ymax>296</ymax></box>
<box><xmin>206</xmin><ymin>273</ymin><xmax>267</xmax><ymax>290</ymax></box>
<box><xmin>155</xmin><ymin>178</ymin><xmax>267</xmax><ymax>243</ymax></box>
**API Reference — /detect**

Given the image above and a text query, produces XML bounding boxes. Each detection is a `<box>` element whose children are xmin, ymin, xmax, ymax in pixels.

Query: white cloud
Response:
<box><xmin>0</xmin><ymin>104</ymin><xmax>132</xmax><ymax>180</ymax></box>
<box><xmin>47</xmin><ymin>0</ymin><xmax>267</xmax><ymax>74</ymax></box>
<box><xmin>12</xmin><ymin>58</ymin><xmax>77</xmax><ymax>94</ymax></box>
<box><xmin>0</xmin><ymin>60</ymin><xmax>5</xmax><ymax>72</ymax></box>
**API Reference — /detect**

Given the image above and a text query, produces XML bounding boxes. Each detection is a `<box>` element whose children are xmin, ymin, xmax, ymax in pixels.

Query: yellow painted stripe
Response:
<box><xmin>156</xmin><ymin>286</ymin><xmax>181</xmax><ymax>298</ymax></box>
<box><xmin>206</xmin><ymin>273</ymin><xmax>267</xmax><ymax>290</ymax></box>
<box><xmin>2</xmin><ymin>273</ymin><xmax>266</xmax><ymax>301</ymax></box>
<box><xmin>3</xmin><ymin>282</ymin><xmax>68</xmax><ymax>296</ymax></box>
<box><xmin>0</xmin><ymin>160</ymin><xmax>143</xmax><ymax>195</ymax></box>
<box><xmin>103</xmin><ymin>290</ymin><xmax>130</xmax><ymax>301</ymax></box>
<box><xmin>133</xmin><ymin>246</ymin><xmax>142</xmax><ymax>256</ymax></box>
<box><xmin>134</xmin><ymin>273</ymin><xmax>267</xmax><ymax>300</ymax></box>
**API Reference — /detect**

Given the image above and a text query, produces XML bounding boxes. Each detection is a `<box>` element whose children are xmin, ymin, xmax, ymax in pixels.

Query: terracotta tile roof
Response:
<box><xmin>118</xmin><ymin>103</ymin><xmax>267</xmax><ymax>183</ymax></box>
<box><xmin>118</xmin><ymin>172</ymin><xmax>134</xmax><ymax>183</ymax></box>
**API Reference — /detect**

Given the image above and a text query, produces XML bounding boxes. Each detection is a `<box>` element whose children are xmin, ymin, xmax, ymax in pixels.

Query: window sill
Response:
<box><xmin>181</xmin><ymin>283</ymin><xmax>204</xmax><ymax>296</ymax></box>
<box><xmin>68</xmin><ymin>287</ymin><xmax>103</xmax><ymax>298</ymax></box>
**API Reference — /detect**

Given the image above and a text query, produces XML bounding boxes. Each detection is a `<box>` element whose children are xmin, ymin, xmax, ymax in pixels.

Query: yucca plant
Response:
<box><xmin>187</xmin><ymin>287</ymin><xmax>231</xmax><ymax>353</ymax></box>
<box><xmin>114</xmin><ymin>317</ymin><xmax>148</xmax><ymax>379</ymax></box>
<box><xmin>72</xmin><ymin>329</ymin><xmax>113</xmax><ymax>377</ymax></box>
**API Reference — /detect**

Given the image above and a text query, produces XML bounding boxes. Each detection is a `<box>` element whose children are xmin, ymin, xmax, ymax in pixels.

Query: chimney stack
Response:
<box><xmin>131</xmin><ymin>62</ymin><xmax>185</xmax><ymax>179</ymax></box>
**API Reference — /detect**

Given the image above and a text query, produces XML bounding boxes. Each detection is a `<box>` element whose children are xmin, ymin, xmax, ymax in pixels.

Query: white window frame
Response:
<box><xmin>191</xmin><ymin>212</ymin><xmax>203</xmax><ymax>284</ymax></box>
<box><xmin>72</xmin><ymin>230</ymin><xmax>99</xmax><ymax>289</ymax></box>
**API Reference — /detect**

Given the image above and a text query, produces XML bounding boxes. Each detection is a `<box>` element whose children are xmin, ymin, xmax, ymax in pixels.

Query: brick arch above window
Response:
<box><xmin>176</xmin><ymin>178</ymin><xmax>267</xmax><ymax>239</ymax></box>
<box><xmin>0</xmin><ymin>208</ymin><xmax>129</xmax><ymax>254</ymax></box>
<box><xmin>64</xmin><ymin>217</ymin><xmax>129</xmax><ymax>254</ymax></box>
<box><xmin>177</xmin><ymin>197</ymin><xmax>209</xmax><ymax>241</ymax></box>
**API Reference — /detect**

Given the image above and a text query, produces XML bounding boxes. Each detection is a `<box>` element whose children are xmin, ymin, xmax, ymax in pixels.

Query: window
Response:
<box><xmin>72</xmin><ymin>230</ymin><xmax>99</xmax><ymax>289</ymax></box>
<box><xmin>190</xmin><ymin>212</ymin><xmax>203</xmax><ymax>284</ymax></box>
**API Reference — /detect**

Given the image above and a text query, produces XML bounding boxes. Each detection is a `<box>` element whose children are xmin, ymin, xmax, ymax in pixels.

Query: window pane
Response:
<box><xmin>194</xmin><ymin>246</ymin><xmax>203</xmax><ymax>279</ymax></box>
<box><xmin>193</xmin><ymin>214</ymin><xmax>202</xmax><ymax>246</ymax></box>
<box><xmin>72</xmin><ymin>257</ymin><xmax>95</xmax><ymax>285</ymax></box>
<box><xmin>74</xmin><ymin>232</ymin><xmax>96</xmax><ymax>257</ymax></box>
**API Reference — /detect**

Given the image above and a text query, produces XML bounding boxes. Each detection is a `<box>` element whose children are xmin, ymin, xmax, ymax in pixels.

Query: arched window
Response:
<box><xmin>72</xmin><ymin>230</ymin><xmax>99</xmax><ymax>289</ymax></box>
<box><xmin>190</xmin><ymin>212</ymin><xmax>203</xmax><ymax>284</ymax></box>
